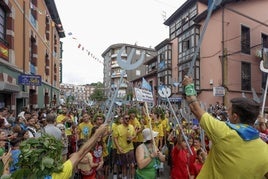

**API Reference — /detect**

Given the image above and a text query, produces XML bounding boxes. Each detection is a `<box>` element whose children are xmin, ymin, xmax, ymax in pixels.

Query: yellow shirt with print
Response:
<box><xmin>78</xmin><ymin>122</ymin><xmax>93</xmax><ymax>139</ymax></box>
<box><xmin>197</xmin><ymin>113</ymin><xmax>268</xmax><ymax>179</ymax></box>
<box><xmin>52</xmin><ymin>159</ymin><xmax>73</xmax><ymax>179</ymax></box>
<box><xmin>114</xmin><ymin>124</ymin><xmax>135</xmax><ymax>154</ymax></box>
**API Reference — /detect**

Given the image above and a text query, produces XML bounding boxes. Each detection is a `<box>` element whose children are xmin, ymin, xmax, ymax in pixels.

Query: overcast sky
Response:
<box><xmin>54</xmin><ymin>0</ymin><xmax>186</xmax><ymax>85</ymax></box>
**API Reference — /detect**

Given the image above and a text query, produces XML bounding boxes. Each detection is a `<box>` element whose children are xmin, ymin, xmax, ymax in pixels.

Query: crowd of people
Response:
<box><xmin>0</xmin><ymin>76</ymin><xmax>267</xmax><ymax>178</ymax></box>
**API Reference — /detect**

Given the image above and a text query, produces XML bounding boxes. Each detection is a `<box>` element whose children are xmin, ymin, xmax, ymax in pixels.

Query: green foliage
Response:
<box><xmin>11</xmin><ymin>134</ymin><xmax>63</xmax><ymax>178</ymax></box>
<box><xmin>90</xmin><ymin>83</ymin><xmax>105</xmax><ymax>102</ymax></box>
<box><xmin>152</xmin><ymin>106</ymin><xmax>165</xmax><ymax>119</ymax></box>
<box><xmin>128</xmin><ymin>107</ymin><xmax>138</xmax><ymax>115</ymax></box>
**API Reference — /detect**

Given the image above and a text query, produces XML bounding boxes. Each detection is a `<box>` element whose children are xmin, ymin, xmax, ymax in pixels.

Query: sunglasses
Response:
<box><xmin>124</xmin><ymin>117</ymin><xmax>130</xmax><ymax>120</ymax></box>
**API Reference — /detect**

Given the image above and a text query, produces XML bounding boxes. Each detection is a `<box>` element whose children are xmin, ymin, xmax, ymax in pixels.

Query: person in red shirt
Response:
<box><xmin>171</xmin><ymin>134</ymin><xmax>190</xmax><ymax>179</ymax></box>
<box><xmin>192</xmin><ymin>148</ymin><xmax>206</xmax><ymax>178</ymax></box>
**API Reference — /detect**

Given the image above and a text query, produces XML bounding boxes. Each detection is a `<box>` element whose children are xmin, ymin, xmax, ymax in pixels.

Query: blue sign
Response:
<box><xmin>18</xmin><ymin>74</ymin><xmax>42</xmax><ymax>86</ymax></box>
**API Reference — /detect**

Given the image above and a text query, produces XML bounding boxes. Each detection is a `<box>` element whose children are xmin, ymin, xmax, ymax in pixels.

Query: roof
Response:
<box><xmin>44</xmin><ymin>0</ymin><xmax>65</xmax><ymax>38</ymax></box>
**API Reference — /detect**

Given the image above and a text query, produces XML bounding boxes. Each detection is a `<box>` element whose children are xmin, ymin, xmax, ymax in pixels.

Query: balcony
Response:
<box><xmin>111</xmin><ymin>53</ymin><xmax>127</xmax><ymax>58</ymax></box>
<box><xmin>111</xmin><ymin>63</ymin><xmax>119</xmax><ymax>68</ymax></box>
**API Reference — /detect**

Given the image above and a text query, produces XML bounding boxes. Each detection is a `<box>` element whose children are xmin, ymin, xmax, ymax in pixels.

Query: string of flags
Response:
<box><xmin>67</xmin><ymin>32</ymin><xmax>104</xmax><ymax>65</ymax></box>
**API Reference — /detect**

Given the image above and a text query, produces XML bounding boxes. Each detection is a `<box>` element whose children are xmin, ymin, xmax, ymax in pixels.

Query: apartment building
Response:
<box><xmin>102</xmin><ymin>43</ymin><xmax>156</xmax><ymax>100</ymax></box>
<box><xmin>60</xmin><ymin>83</ymin><xmax>95</xmax><ymax>107</ymax></box>
<box><xmin>0</xmin><ymin>0</ymin><xmax>64</xmax><ymax>112</ymax></box>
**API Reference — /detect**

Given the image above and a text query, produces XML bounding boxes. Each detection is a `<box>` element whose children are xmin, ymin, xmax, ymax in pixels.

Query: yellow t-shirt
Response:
<box><xmin>161</xmin><ymin>117</ymin><xmax>170</xmax><ymax>132</ymax></box>
<box><xmin>152</xmin><ymin>120</ymin><xmax>164</xmax><ymax>147</ymax></box>
<box><xmin>102</xmin><ymin>126</ymin><xmax>111</xmax><ymax>157</ymax></box>
<box><xmin>114</xmin><ymin>124</ymin><xmax>135</xmax><ymax>153</ymax></box>
<box><xmin>129</xmin><ymin>117</ymin><xmax>142</xmax><ymax>142</ymax></box>
<box><xmin>197</xmin><ymin>112</ymin><xmax>268</xmax><ymax>179</ymax></box>
<box><xmin>56</xmin><ymin>114</ymin><xmax>66</xmax><ymax>124</ymax></box>
<box><xmin>78</xmin><ymin>122</ymin><xmax>93</xmax><ymax>139</ymax></box>
<box><xmin>112</xmin><ymin>123</ymin><xmax>119</xmax><ymax>149</ymax></box>
<box><xmin>52</xmin><ymin>159</ymin><xmax>73</xmax><ymax>179</ymax></box>
<box><xmin>56</xmin><ymin>114</ymin><xmax>73</xmax><ymax>136</ymax></box>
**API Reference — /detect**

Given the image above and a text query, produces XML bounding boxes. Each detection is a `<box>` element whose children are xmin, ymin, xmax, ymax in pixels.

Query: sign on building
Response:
<box><xmin>18</xmin><ymin>74</ymin><xmax>42</xmax><ymax>86</ymax></box>
<box><xmin>213</xmin><ymin>86</ymin><xmax>225</xmax><ymax>96</ymax></box>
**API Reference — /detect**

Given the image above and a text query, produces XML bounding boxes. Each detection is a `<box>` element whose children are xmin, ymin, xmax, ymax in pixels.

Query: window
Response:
<box><xmin>262</xmin><ymin>33</ymin><xmax>268</xmax><ymax>48</ymax></box>
<box><xmin>0</xmin><ymin>7</ymin><xmax>6</xmax><ymax>41</ymax></box>
<box><xmin>30</xmin><ymin>0</ymin><xmax>38</xmax><ymax>28</ymax></box>
<box><xmin>241</xmin><ymin>25</ymin><xmax>250</xmax><ymax>54</ymax></box>
<box><xmin>241</xmin><ymin>62</ymin><xmax>251</xmax><ymax>90</ymax></box>
<box><xmin>182</xmin><ymin>39</ymin><xmax>190</xmax><ymax>52</ymax></box>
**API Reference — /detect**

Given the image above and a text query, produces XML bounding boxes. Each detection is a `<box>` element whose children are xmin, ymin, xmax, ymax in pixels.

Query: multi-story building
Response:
<box><xmin>164</xmin><ymin>0</ymin><xmax>268</xmax><ymax>106</ymax></box>
<box><xmin>102</xmin><ymin>43</ymin><xmax>156</xmax><ymax>100</ymax></box>
<box><xmin>0</xmin><ymin>0</ymin><xmax>64</xmax><ymax>113</ymax></box>
<box><xmin>60</xmin><ymin>83</ymin><xmax>95</xmax><ymax>108</ymax></box>
<box><xmin>100</xmin><ymin>0</ymin><xmax>267</xmax><ymax>107</ymax></box>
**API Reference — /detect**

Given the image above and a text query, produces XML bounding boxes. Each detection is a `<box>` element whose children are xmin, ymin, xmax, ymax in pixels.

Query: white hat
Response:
<box><xmin>142</xmin><ymin>128</ymin><xmax>158</xmax><ymax>142</ymax></box>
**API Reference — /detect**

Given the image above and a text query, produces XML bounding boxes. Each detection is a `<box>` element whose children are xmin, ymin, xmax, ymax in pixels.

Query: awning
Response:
<box><xmin>0</xmin><ymin>81</ymin><xmax>20</xmax><ymax>92</ymax></box>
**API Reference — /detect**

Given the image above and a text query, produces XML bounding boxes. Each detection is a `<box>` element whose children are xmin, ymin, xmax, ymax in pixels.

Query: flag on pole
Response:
<box><xmin>142</xmin><ymin>78</ymin><xmax>152</xmax><ymax>91</ymax></box>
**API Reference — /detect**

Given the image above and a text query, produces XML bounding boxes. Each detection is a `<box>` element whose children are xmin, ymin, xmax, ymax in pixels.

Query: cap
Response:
<box><xmin>142</xmin><ymin>128</ymin><xmax>158</xmax><ymax>142</ymax></box>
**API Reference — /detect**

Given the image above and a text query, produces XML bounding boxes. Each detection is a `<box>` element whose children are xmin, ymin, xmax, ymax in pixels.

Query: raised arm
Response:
<box><xmin>69</xmin><ymin>123</ymin><xmax>107</xmax><ymax>168</ymax></box>
<box><xmin>182</xmin><ymin>76</ymin><xmax>206</xmax><ymax>121</ymax></box>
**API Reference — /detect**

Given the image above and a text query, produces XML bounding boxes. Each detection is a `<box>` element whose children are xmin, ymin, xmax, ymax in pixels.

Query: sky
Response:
<box><xmin>54</xmin><ymin>0</ymin><xmax>187</xmax><ymax>85</ymax></box>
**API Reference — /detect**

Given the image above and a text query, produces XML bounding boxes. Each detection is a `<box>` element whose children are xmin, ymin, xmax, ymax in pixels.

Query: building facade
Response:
<box><xmin>100</xmin><ymin>0</ymin><xmax>267</xmax><ymax>107</ymax></box>
<box><xmin>102</xmin><ymin>43</ymin><xmax>156</xmax><ymax>100</ymax></box>
<box><xmin>164</xmin><ymin>0</ymin><xmax>268</xmax><ymax>106</ymax></box>
<box><xmin>60</xmin><ymin>83</ymin><xmax>95</xmax><ymax>108</ymax></box>
<box><xmin>0</xmin><ymin>0</ymin><xmax>64</xmax><ymax>113</ymax></box>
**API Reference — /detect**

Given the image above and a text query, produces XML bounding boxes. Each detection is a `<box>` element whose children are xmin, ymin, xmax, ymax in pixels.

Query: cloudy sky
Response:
<box><xmin>54</xmin><ymin>0</ymin><xmax>186</xmax><ymax>85</ymax></box>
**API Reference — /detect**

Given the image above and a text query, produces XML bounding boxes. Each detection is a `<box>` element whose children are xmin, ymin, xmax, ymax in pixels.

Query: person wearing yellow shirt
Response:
<box><xmin>151</xmin><ymin>110</ymin><xmax>164</xmax><ymax>150</ymax></box>
<box><xmin>128</xmin><ymin>109</ymin><xmax>143</xmax><ymax>149</ymax></box>
<box><xmin>78</xmin><ymin>113</ymin><xmax>93</xmax><ymax>140</ymax></box>
<box><xmin>56</xmin><ymin>106</ymin><xmax>73</xmax><ymax>136</ymax></box>
<box><xmin>183</xmin><ymin>75</ymin><xmax>268</xmax><ymax>179</ymax></box>
<box><xmin>111</xmin><ymin>116</ymin><xmax>123</xmax><ymax>179</ymax></box>
<box><xmin>7</xmin><ymin>124</ymin><xmax>108</xmax><ymax>179</ymax></box>
<box><xmin>52</xmin><ymin>124</ymin><xmax>107</xmax><ymax>179</ymax></box>
<box><xmin>114</xmin><ymin>114</ymin><xmax>136</xmax><ymax>179</ymax></box>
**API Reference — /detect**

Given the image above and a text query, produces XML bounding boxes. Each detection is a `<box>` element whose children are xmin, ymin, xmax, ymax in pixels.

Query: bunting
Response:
<box><xmin>66</xmin><ymin>32</ymin><xmax>104</xmax><ymax>65</ymax></box>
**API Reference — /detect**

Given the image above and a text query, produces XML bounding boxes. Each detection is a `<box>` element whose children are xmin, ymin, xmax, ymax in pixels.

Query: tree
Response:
<box><xmin>90</xmin><ymin>82</ymin><xmax>106</xmax><ymax>102</ymax></box>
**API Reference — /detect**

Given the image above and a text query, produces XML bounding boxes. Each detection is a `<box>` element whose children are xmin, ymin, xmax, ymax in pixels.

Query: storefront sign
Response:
<box><xmin>18</xmin><ymin>74</ymin><xmax>42</xmax><ymax>86</ymax></box>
